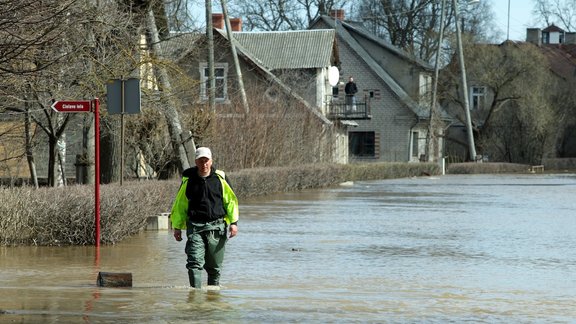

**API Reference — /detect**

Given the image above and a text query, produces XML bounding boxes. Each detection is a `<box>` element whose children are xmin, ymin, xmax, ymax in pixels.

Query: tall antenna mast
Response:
<box><xmin>507</xmin><ymin>0</ymin><xmax>511</xmax><ymax>40</ymax></box>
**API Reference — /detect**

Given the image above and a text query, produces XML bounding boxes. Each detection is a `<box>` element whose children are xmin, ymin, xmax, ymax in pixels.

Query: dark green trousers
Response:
<box><xmin>185</xmin><ymin>220</ymin><xmax>227</xmax><ymax>288</ymax></box>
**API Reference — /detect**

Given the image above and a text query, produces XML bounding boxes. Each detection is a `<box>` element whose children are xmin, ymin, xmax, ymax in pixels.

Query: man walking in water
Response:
<box><xmin>170</xmin><ymin>147</ymin><xmax>239</xmax><ymax>288</ymax></box>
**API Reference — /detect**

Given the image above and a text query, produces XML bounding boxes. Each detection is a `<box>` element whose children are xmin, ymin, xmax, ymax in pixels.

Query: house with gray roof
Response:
<box><xmin>163</xmin><ymin>15</ymin><xmax>352</xmax><ymax>163</ymax></box>
<box><xmin>310</xmin><ymin>9</ymin><xmax>448</xmax><ymax>163</ymax></box>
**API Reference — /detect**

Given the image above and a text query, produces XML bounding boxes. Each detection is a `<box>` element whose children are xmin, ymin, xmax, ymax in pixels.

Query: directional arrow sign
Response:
<box><xmin>51</xmin><ymin>100</ymin><xmax>91</xmax><ymax>113</ymax></box>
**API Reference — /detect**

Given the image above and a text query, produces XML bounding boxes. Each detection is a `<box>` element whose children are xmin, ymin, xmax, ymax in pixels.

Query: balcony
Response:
<box><xmin>326</xmin><ymin>95</ymin><xmax>371</xmax><ymax>120</ymax></box>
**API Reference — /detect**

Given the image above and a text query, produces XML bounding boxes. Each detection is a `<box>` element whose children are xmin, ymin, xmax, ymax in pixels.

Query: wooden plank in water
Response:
<box><xmin>97</xmin><ymin>272</ymin><xmax>133</xmax><ymax>287</ymax></box>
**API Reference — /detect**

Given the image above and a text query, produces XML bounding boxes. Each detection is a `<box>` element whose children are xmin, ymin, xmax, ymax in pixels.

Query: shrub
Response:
<box><xmin>1</xmin><ymin>162</ymin><xmax>440</xmax><ymax>246</ymax></box>
<box><xmin>446</xmin><ymin>162</ymin><xmax>530</xmax><ymax>174</ymax></box>
<box><xmin>0</xmin><ymin>181</ymin><xmax>176</xmax><ymax>246</ymax></box>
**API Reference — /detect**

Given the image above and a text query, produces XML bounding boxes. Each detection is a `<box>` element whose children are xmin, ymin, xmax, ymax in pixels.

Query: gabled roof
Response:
<box><xmin>214</xmin><ymin>29</ymin><xmax>333</xmax><ymax>125</ymax></box>
<box><xmin>543</xmin><ymin>24</ymin><xmax>565</xmax><ymax>33</ymax></box>
<box><xmin>311</xmin><ymin>15</ymin><xmax>432</xmax><ymax>118</ymax></box>
<box><xmin>231</xmin><ymin>29</ymin><xmax>337</xmax><ymax>70</ymax></box>
<box><xmin>160</xmin><ymin>33</ymin><xmax>202</xmax><ymax>61</ymax></box>
<box><xmin>497</xmin><ymin>40</ymin><xmax>576</xmax><ymax>81</ymax></box>
<box><xmin>540</xmin><ymin>44</ymin><xmax>576</xmax><ymax>81</ymax></box>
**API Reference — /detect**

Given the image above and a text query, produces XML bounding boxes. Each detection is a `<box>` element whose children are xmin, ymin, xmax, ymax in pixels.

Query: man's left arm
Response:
<box><xmin>219</xmin><ymin>174</ymin><xmax>239</xmax><ymax>238</ymax></box>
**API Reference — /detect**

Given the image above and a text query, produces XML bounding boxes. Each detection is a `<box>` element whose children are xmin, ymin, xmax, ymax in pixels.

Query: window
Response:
<box><xmin>349</xmin><ymin>132</ymin><xmax>375</xmax><ymax>158</ymax></box>
<box><xmin>419</xmin><ymin>73</ymin><xmax>432</xmax><ymax>105</ymax></box>
<box><xmin>542</xmin><ymin>32</ymin><xmax>552</xmax><ymax>44</ymax></box>
<box><xmin>470</xmin><ymin>86</ymin><xmax>486</xmax><ymax>110</ymax></box>
<box><xmin>412</xmin><ymin>131</ymin><xmax>419</xmax><ymax>157</ymax></box>
<box><xmin>332</xmin><ymin>86</ymin><xmax>339</xmax><ymax>97</ymax></box>
<box><xmin>200</xmin><ymin>63</ymin><xmax>228</xmax><ymax>102</ymax></box>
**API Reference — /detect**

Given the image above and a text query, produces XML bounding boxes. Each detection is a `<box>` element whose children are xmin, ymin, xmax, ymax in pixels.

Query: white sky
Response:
<box><xmin>491</xmin><ymin>0</ymin><xmax>536</xmax><ymax>42</ymax></box>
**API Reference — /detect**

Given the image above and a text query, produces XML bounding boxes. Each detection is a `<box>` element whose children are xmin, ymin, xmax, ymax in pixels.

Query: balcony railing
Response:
<box><xmin>326</xmin><ymin>95</ymin><xmax>371</xmax><ymax>120</ymax></box>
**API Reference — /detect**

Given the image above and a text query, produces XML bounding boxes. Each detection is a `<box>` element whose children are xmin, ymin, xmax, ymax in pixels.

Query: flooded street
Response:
<box><xmin>1</xmin><ymin>174</ymin><xmax>576</xmax><ymax>323</ymax></box>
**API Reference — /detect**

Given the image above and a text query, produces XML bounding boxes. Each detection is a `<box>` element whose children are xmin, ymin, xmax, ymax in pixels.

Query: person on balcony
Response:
<box><xmin>345</xmin><ymin>76</ymin><xmax>358</xmax><ymax>111</ymax></box>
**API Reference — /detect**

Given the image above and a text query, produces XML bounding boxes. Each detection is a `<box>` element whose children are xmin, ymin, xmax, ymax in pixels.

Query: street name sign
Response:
<box><xmin>51</xmin><ymin>100</ymin><xmax>91</xmax><ymax>113</ymax></box>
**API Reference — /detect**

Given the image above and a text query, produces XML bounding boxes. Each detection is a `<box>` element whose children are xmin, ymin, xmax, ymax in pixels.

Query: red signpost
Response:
<box><xmin>93</xmin><ymin>99</ymin><xmax>100</xmax><ymax>248</ymax></box>
<box><xmin>52</xmin><ymin>98</ymin><xmax>101</xmax><ymax>247</ymax></box>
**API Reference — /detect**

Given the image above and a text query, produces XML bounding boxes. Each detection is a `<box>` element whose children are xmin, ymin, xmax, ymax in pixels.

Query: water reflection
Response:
<box><xmin>1</xmin><ymin>174</ymin><xmax>575</xmax><ymax>323</ymax></box>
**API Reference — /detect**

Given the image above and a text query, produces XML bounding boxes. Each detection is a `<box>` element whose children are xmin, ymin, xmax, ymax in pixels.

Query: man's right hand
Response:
<box><xmin>173</xmin><ymin>229</ymin><xmax>183</xmax><ymax>241</ymax></box>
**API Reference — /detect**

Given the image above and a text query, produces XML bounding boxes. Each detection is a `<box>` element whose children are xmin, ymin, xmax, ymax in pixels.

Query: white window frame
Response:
<box><xmin>470</xmin><ymin>86</ymin><xmax>487</xmax><ymax>110</ymax></box>
<box><xmin>199</xmin><ymin>63</ymin><xmax>228</xmax><ymax>102</ymax></box>
<box><xmin>419</xmin><ymin>73</ymin><xmax>433</xmax><ymax>105</ymax></box>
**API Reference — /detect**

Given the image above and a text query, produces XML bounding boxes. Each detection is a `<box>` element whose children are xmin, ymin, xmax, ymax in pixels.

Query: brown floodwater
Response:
<box><xmin>1</xmin><ymin>174</ymin><xmax>575</xmax><ymax>323</ymax></box>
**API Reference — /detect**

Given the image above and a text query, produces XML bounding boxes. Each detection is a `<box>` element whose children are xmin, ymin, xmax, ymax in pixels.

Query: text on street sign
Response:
<box><xmin>51</xmin><ymin>100</ymin><xmax>91</xmax><ymax>113</ymax></box>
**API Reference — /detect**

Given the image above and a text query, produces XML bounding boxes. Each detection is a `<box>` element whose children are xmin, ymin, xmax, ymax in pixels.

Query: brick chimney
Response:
<box><xmin>330</xmin><ymin>9</ymin><xmax>345</xmax><ymax>21</ymax></box>
<box><xmin>230</xmin><ymin>17</ymin><xmax>242</xmax><ymax>32</ymax></box>
<box><xmin>212</xmin><ymin>13</ymin><xmax>224</xmax><ymax>29</ymax></box>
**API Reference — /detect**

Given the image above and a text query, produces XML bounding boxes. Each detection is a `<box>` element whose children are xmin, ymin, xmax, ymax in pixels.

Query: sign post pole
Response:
<box><xmin>106</xmin><ymin>78</ymin><xmax>141</xmax><ymax>184</ymax></box>
<box><xmin>52</xmin><ymin>98</ymin><xmax>101</xmax><ymax>247</ymax></box>
<box><xmin>93</xmin><ymin>98</ymin><xmax>101</xmax><ymax>247</ymax></box>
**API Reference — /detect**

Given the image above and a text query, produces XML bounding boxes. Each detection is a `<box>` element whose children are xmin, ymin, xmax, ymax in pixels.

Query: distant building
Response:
<box><xmin>309</xmin><ymin>9</ymin><xmax>450</xmax><ymax>163</ymax></box>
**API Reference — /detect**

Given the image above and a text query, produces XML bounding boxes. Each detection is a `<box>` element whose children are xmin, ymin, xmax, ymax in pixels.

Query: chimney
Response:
<box><xmin>230</xmin><ymin>18</ymin><xmax>242</xmax><ymax>32</ymax></box>
<box><xmin>526</xmin><ymin>28</ymin><xmax>541</xmax><ymax>46</ymax></box>
<box><xmin>330</xmin><ymin>9</ymin><xmax>345</xmax><ymax>21</ymax></box>
<box><xmin>212</xmin><ymin>13</ymin><xmax>224</xmax><ymax>29</ymax></box>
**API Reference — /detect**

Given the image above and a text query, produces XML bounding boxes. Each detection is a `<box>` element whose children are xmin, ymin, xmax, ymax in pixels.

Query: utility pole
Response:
<box><xmin>220</xmin><ymin>0</ymin><xmax>249</xmax><ymax>113</ymax></box>
<box><xmin>206</xmin><ymin>0</ymin><xmax>215</xmax><ymax>111</ymax></box>
<box><xmin>427</xmin><ymin>0</ymin><xmax>447</xmax><ymax>163</ymax></box>
<box><xmin>453</xmin><ymin>0</ymin><xmax>477</xmax><ymax>161</ymax></box>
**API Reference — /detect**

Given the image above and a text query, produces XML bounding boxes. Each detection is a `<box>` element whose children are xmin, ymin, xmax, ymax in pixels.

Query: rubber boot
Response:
<box><xmin>207</xmin><ymin>275</ymin><xmax>219</xmax><ymax>286</ymax></box>
<box><xmin>188</xmin><ymin>269</ymin><xmax>202</xmax><ymax>288</ymax></box>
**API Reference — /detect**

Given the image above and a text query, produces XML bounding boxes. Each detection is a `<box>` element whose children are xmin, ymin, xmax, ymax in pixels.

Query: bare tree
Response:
<box><xmin>533</xmin><ymin>0</ymin><xmax>576</xmax><ymax>31</ymax></box>
<box><xmin>1</xmin><ymin>0</ymin><xmax>147</xmax><ymax>186</ymax></box>
<box><xmin>0</xmin><ymin>0</ymin><xmax>74</xmax><ymax>76</ymax></box>
<box><xmin>227</xmin><ymin>0</ymin><xmax>351</xmax><ymax>31</ymax></box>
<box><xmin>355</xmin><ymin>0</ymin><xmax>496</xmax><ymax>62</ymax></box>
<box><xmin>441</xmin><ymin>41</ymin><xmax>555</xmax><ymax>164</ymax></box>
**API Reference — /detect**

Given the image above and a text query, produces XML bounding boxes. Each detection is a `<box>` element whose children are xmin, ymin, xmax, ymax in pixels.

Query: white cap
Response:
<box><xmin>195</xmin><ymin>147</ymin><xmax>212</xmax><ymax>160</ymax></box>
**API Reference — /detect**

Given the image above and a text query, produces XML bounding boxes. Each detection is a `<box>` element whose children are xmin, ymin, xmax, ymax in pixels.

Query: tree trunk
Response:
<box><xmin>24</xmin><ymin>105</ymin><xmax>39</xmax><ymax>188</ymax></box>
<box><xmin>81</xmin><ymin>114</ymin><xmax>95</xmax><ymax>184</ymax></box>
<box><xmin>145</xmin><ymin>8</ymin><xmax>191</xmax><ymax>174</ymax></box>
<box><xmin>221</xmin><ymin>0</ymin><xmax>249</xmax><ymax>113</ymax></box>
<box><xmin>56</xmin><ymin>134</ymin><xmax>67</xmax><ymax>186</ymax></box>
<box><xmin>47</xmin><ymin>136</ymin><xmax>57</xmax><ymax>187</ymax></box>
<box><xmin>100</xmin><ymin>118</ymin><xmax>121</xmax><ymax>184</ymax></box>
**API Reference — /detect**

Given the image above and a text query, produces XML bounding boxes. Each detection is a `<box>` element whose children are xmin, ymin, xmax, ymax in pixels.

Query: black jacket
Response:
<box><xmin>183</xmin><ymin>167</ymin><xmax>227</xmax><ymax>223</ymax></box>
<box><xmin>345</xmin><ymin>81</ymin><xmax>358</xmax><ymax>95</ymax></box>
